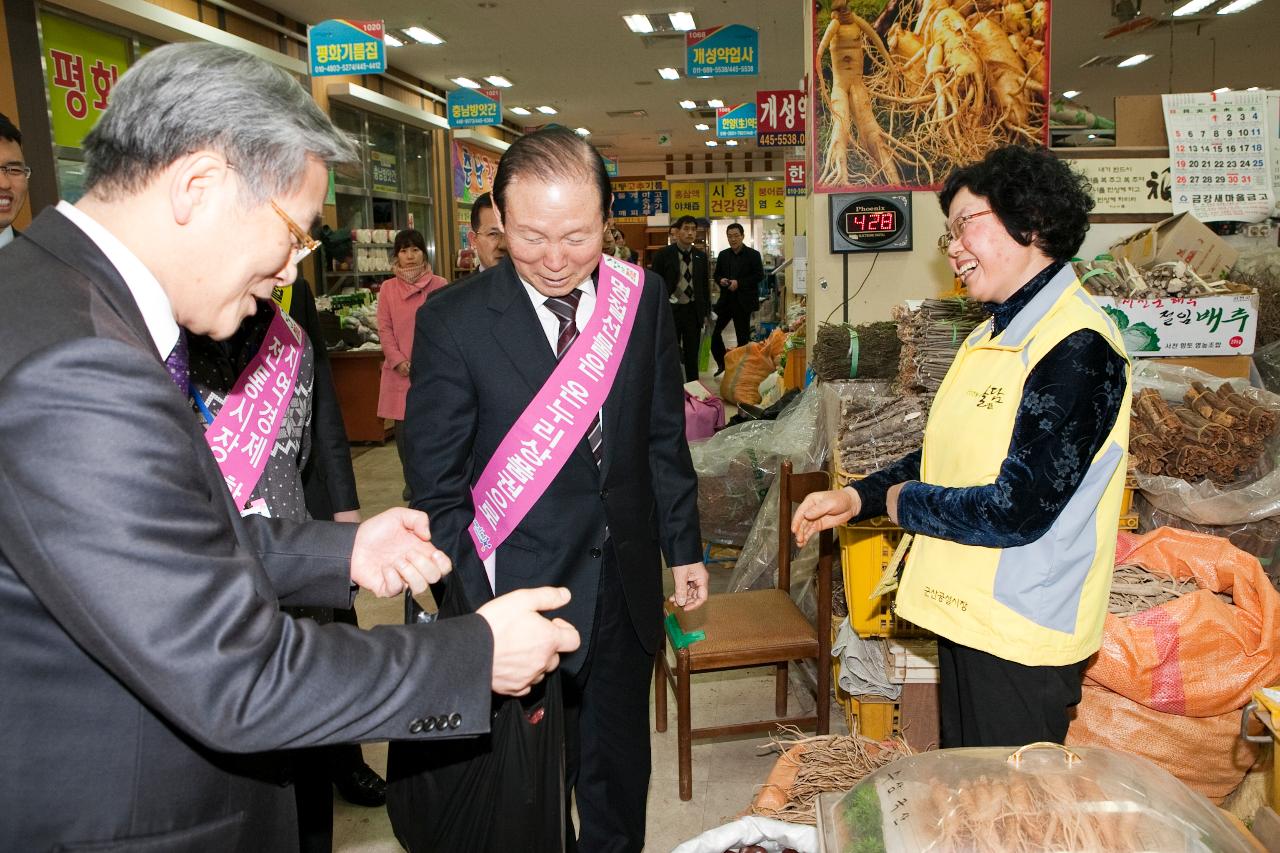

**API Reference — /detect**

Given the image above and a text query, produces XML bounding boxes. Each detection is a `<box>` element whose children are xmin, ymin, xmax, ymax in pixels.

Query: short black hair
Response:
<box><xmin>673</xmin><ymin>215</ymin><xmax>698</xmax><ymax>229</ymax></box>
<box><xmin>493</xmin><ymin>127</ymin><xmax>611</xmax><ymax>222</ymax></box>
<box><xmin>939</xmin><ymin>145</ymin><xmax>1093</xmax><ymax>263</ymax></box>
<box><xmin>393</xmin><ymin>228</ymin><xmax>427</xmax><ymax>255</ymax></box>
<box><xmin>726</xmin><ymin>222</ymin><xmax>744</xmax><ymax>236</ymax></box>
<box><xmin>471</xmin><ymin>192</ymin><xmax>495</xmax><ymax>231</ymax></box>
<box><xmin>0</xmin><ymin>113</ymin><xmax>21</xmax><ymax>146</ymax></box>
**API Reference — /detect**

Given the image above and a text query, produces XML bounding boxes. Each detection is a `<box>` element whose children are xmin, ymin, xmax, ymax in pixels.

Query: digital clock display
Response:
<box><xmin>830</xmin><ymin>192</ymin><xmax>912</xmax><ymax>254</ymax></box>
<box><xmin>845</xmin><ymin>209</ymin><xmax>899</xmax><ymax>236</ymax></box>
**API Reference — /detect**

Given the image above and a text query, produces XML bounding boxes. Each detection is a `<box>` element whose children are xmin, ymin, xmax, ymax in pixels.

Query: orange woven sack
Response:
<box><xmin>719</xmin><ymin>342</ymin><xmax>775</xmax><ymax>406</ymax></box>
<box><xmin>763</xmin><ymin>328</ymin><xmax>787</xmax><ymax>363</ymax></box>
<box><xmin>1090</xmin><ymin>527</ymin><xmax>1280</xmax><ymax>717</ymax></box>
<box><xmin>1068</xmin><ymin>682</ymin><xmax>1261</xmax><ymax>802</ymax></box>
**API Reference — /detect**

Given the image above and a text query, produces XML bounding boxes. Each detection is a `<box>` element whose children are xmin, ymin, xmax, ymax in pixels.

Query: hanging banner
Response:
<box><xmin>687</xmin><ymin>24</ymin><xmax>759</xmax><ymax>77</ymax></box>
<box><xmin>785</xmin><ymin>159</ymin><xmax>807</xmax><ymax>196</ymax></box>
<box><xmin>1163</xmin><ymin>90</ymin><xmax>1274</xmax><ymax>223</ymax></box>
<box><xmin>1066</xmin><ymin>158</ymin><xmax>1173</xmax><ymax>216</ymax></box>
<box><xmin>716</xmin><ymin>103</ymin><xmax>757</xmax><ymax>139</ymax></box>
<box><xmin>40</xmin><ymin>13</ymin><xmax>130</xmax><ymax>149</ymax></box>
<box><xmin>670</xmin><ymin>182</ymin><xmax>708</xmax><ymax>220</ymax></box>
<box><xmin>756</xmin><ymin>89</ymin><xmax>807</xmax><ymax>147</ymax></box>
<box><xmin>451</xmin><ymin>138</ymin><xmax>501</xmax><ymax>204</ymax></box>
<box><xmin>610</xmin><ymin>179</ymin><xmax>668</xmax><ymax>222</ymax></box>
<box><xmin>708</xmin><ymin>180</ymin><xmax>750</xmax><ymax>218</ymax></box>
<box><xmin>811</xmin><ymin>1</ymin><xmax>1049</xmax><ymax>193</ymax></box>
<box><xmin>602</xmin><ymin>155</ymin><xmax>619</xmax><ymax>177</ymax></box>
<box><xmin>308</xmin><ymin>19</ymin><xmax>386</xmax><ymax>77</ymax></box>
<box><xmin>448</xmin><ymin>87</ymin><xmax>503</xmax><ymax>128</ymax></box>
<box><xmin>753</xmin><ymin>181</ymin><xmax>786</xmax><ymax>216</ymax></box>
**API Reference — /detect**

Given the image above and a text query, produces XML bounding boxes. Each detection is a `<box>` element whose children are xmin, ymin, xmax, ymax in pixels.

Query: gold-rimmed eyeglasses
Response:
<box><xmin>937</xmin><ymin>209</ymin><xmax>993</xmax><ymax>252</ymax></box>
<box><xmin>0</xmin><ymin>164</ymin><xmax>31</xmax><ymax>180</ymax></box>
<box><xmin>269</xmin><ymin>200</ymin><xmax>321</xmax><ymax>267</ymax></box>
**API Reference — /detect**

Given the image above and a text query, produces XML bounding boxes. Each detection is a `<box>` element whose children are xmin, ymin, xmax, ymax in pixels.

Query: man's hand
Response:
<box><xmin>395</xmin><ymin>361</ymin><xmax>411</xmax><ymax>378</ymax></box>
<box><xmin>350</xmin><ymin>508</ymin><xmax>451</xmax><ymax>597</ymax></box>
<box><xmin>477</xmin><ymin>587</ymin><xmax>581</xmax><ymax>696</ymax></box>
<box><xmin>792</xmin><ymin>487</ymin><xmax>861</xmax><ymax>547</ymax></box>
<box><xmin>332</xmin><ymin>510</ymin><xmax>362</xmax><ymax>524</ymax></box>
<box><xmin>728</xmin><ymin>279</ymin><xmax>739</xmax><ymax>291</ymax></box>
<box><xmin>669</xmin><ymin>562</ymin><xmax>709</xmax><ymax>611</ymax></box>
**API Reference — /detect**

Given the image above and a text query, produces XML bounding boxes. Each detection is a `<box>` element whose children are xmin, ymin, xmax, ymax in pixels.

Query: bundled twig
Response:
<box><xmin>1076</xmin><ymin>258</ymin><xmax>1230</xmax><ymax>300</ymax></box>
<box><xmin>751</xmin><ymin>727</ymin><xmax>913</xmax><ymax>826</ymax></box>
<box><xmin>813</xmin><ymin>322</ymin><xmax>902</xmax><ymax>382</ymax></box>
<box><xmin>838</xmin><ymin>395</ymin><xmax>930</xmax><ymax>475</ymax></box>
<box><xmin>1108</xmin><ymin>564</ymin><xmax>1201</xmax><ymax>616</ymax></box>
<box><xmin>1129</xmin><ymin>384</ymin><xmax>1279</xmax><ymax>484</ymax></box>
<box><xmin>893</xmin><ymin>298</ymin><xmax>987</xmax><ymax>395</ymax></box>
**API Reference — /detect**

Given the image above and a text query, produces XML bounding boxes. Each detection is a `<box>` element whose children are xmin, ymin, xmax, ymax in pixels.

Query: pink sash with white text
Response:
<box><xmin>203</xmin><ymin>305</ymin><xmax>303</xmax><ymax>510</ymax></box>
<box><xmin>468</xmin><ymin>254</ymin><xmax>644</xmax><ymax>561</ymax></box>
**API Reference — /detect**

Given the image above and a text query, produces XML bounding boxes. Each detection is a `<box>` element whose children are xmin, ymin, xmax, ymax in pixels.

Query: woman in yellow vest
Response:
<box><xmin>795</xmin><ymin>146</ymin><xmax>1131</xmax><ymax>748</ymax></box>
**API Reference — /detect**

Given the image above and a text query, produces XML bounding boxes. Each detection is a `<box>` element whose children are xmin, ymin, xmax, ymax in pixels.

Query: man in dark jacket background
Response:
<box><xmin>710</xmin><ymin>222</ymin><xmax>764</xmax><ymax>375</ymax></box>
<box><xmin>648</xmin><ymin>214</ymin><xmax>709</xmax><ymax>381</ymax></box>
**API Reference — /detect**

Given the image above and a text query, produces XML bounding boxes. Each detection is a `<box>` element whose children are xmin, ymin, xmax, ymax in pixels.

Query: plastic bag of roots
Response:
<box><xmin>817</xmin><ymin>743</ymin><xmax>1256</xmax><ymax>853</ymax></box>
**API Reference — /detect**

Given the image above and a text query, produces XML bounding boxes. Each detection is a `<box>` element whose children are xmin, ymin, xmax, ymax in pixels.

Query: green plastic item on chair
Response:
<box><xmin>664</xmin><ymin>612</ymin><xmax>705</xmax><ymax>649</ymax></box>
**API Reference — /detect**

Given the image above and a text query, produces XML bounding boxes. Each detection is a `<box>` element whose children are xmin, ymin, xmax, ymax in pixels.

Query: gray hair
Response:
<box><xmin>82</xmin><ymin>42</ymin><xmax>357</xmax><ymax>202</ymax></box>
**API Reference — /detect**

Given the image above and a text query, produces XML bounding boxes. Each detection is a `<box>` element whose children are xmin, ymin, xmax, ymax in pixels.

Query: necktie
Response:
<box><xmin>544</xmin><ymin>290</ymin><xmax>603</xmax><ymax>465</ymax></box>
<box><xmin>164</xmin><ymin>329</ymin><xmax>189</xmax><ymax>392</ymax></box>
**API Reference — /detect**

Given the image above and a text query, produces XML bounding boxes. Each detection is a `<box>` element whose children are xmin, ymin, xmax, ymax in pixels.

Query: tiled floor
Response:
<box><xmin>332</xmin><ymin>357</ymin><xmax>845</xmax><ymax>851</ymax></box>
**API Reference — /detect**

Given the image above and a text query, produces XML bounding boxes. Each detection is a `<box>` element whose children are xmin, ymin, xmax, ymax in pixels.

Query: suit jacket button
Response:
<box><xmin>449</xmin><ymin>713</ymin><xmax>462</xmax><ymax>729</ymax></box>
<box><xmin>409</xmin><ymin>719</ymin><xmax>424</xmax><ymax>734</ymax></box>
<box><xmin>590</xmin><ymin>547</ymin><xmax>602</xmax><ymax>558</ymax></box>
<box><xmin>423</xmin><ymin>716</ymin><xmax>437</xmax><ymax>731</ymax></box>
<box><xmin>600</xmin><ymin>489</ymin><xmax>608</xmax><ymax>500</ymax></box>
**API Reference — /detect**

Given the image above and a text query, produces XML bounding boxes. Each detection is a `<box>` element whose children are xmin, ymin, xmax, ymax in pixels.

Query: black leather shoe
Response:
<box><xmin>333</xmin><ymin>764</ymin><xmax>387</xmax><ymax>807</ymax></box>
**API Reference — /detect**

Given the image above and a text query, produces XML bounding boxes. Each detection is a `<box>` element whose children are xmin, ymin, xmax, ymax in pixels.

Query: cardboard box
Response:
<box><xmin>1147</xmin><ymin>354</ymin><xmax>1253</xmax><ymax>380</ymax></box>
<box><xmin>1092</xmin><ymin>286</ymin><xmax>1258</xmax><ymax>356</ymax></box>
<box><xmin>1114</xmin><ymin>95</ymin><xmax>1166</xmax><ymax>147</ymax></box>
<box><xmin>1108</xmin><ymin>213</ymin><xmax>1240</xmax><ymax>280</ymax></box>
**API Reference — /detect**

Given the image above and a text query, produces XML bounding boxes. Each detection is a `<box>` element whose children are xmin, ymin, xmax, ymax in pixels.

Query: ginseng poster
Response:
<box><xmin>812</xmin><ymin>0</ymin><xmax>1050</xmax><ymax>193</ymax></box>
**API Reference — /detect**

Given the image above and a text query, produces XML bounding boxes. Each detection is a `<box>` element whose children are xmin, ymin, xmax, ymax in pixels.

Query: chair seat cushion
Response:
<box><xmin>669</xmin><ymin>589</ymin><xmax>817</xmax><ymax>668</ymax></box>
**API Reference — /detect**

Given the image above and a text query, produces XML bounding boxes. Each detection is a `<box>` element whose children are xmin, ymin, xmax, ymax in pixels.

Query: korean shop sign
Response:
<box><xmin>716</xmin><ymin>103</ymin><xmax>756</xmax><ymax>139</ymax></box>
<box><xmin>670</xmin><ymin>182</ymin><xmax>707</xmax><ymax>220</ymax></box>
<box><xmin>687</xmin><ymin>24</ymin><xmax>759</xmax><ymax>77</ymax></box>
<box><xmin>785</xmin><ymin>159</ymin><xmax>807</xmax><ymax>196</ymax></box>
<box><xmin>756</xmin><ymin>89</ymin><xmax>806</xmax><ymax>147</ymax></box>
<box><xmin>41</xmin><ymin>13</ymin><xmax>130</xmax><ymax>149</ymax></box>
<box><xmin>309</xmin><ymin>19</ymin><xmax>386</xmax><ymax>77</ymax></box>
<box><xmin>448</xmin><ymin>88</ymin><xmax>502</xmax><ymax>128</ymax></box>
<box><xmin>709</xmin><ymin>180</ymin><xmax>749</xmax><ymax>218</ymax></box>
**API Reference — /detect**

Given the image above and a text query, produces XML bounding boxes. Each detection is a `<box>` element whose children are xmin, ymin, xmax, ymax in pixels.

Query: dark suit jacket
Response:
<box><xmin>713</xmin><ymin>245</ymin><xmax>765</xmax><ymax>313</ymax></box>
<box><xmin>0</xmin><ymin>209</ymin><xmax>494</xmax><ymax>852</ymax></box>
<box><xmin>404</xmin><ymin>256</ymin><xmax>701</xmax><ymax>671</ymax></box>
<box><xmin>649</xmin><ymin>242</ymin><xmax>711</xmax><ymax>324</ymax></box>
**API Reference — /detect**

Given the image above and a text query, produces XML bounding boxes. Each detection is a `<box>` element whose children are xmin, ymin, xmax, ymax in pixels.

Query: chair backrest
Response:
<box><xmin>777</xmin><ymin>458</ymin><xmax>836</xmax><ymax>649</ymax></box>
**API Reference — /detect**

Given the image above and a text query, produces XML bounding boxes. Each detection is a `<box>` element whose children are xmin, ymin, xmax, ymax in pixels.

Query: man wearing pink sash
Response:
<box><xmin>405</xmin><ymin>127</ymin><xmax>708</xmax><ymax>852</ymax></box>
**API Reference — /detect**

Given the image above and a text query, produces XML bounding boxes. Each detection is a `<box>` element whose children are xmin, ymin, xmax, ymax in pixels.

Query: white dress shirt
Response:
<box><xmin>56</xmin><ymin>201</ymin><xmax>179</xmax><ymax>359</ymax></box>
<box><xmin>0</xmin><ymin>225</ymin><xmax>14</xmax><ymax>250</ymax></box>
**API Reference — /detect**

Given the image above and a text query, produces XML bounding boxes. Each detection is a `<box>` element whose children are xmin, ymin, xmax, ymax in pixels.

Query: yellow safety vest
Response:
<box><xmin>896</xmin><ymin>269</ymin><xmax>1131</xmax><ymax>666</ymax></box>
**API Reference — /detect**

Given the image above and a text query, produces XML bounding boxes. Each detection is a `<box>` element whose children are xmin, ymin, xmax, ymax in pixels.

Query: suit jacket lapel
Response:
<box><xmin>487</xmin><ymin>261</ymin><xmax>559</xmax><ymax>397</ymax></box>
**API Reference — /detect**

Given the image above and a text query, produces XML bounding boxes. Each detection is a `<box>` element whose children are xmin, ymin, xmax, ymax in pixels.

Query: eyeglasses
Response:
<box><xmin>0</xmin><ymin>164</ymin><xmax>31</xmax><ymax>180</ymax></box>
<box><xmin>937</xmin><ymin>209</ymin><xmax>993</xmax><ymax>251</ymax></box>
<box><xmin>269</xmin><ymin>200</ymin><xmax>320</xmax><ymax>266</ymax></box>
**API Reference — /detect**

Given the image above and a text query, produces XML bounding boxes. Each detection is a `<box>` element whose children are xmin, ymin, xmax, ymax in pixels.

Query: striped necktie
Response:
<box><xmin>544</xmin><ymin>290</ymin><xmax>603</xmax><ymax>466</ymax></box>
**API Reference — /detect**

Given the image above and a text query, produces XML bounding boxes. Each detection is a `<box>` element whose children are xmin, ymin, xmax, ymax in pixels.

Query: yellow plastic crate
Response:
<box><xmin>839</xmin><ymin>524</ymin><xmax>930</xmax><ymax>639</ymax></box>
<box><xmin>844</xmin><ymin>695</ymin><xmax>901</xmax><ymax>741</ymax></box>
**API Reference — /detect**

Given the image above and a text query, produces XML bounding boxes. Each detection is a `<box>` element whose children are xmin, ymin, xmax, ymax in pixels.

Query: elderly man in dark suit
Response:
<box><xmin>406</xmin><ymin>127</ymin><xmax>708</xmax><ymax>852</ymax></box>
<box><xmin>648</xmin><ymin>213</ymin><xmax>710</xmax><ymax>381</ymax></box>
<box><xmin>0</xmin><ymin>43</ymin><xmax>578</xmax><ymax>853</ymax></box>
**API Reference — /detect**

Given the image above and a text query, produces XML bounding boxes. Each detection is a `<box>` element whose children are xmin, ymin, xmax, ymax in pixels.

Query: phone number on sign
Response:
<box><xmin>758</xmin><ymin>132</ymin><xmax>804</xmax><ymax>147</ymax></box>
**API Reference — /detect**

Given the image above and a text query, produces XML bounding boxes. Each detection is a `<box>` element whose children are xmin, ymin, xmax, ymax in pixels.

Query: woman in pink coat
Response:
<box><xmin>376</xmin><ymin>228</ymin><xmax>448</xmax><ymax>500</ymax></box>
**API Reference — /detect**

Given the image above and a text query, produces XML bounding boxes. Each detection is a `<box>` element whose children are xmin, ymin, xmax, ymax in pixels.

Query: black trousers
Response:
<box><xmin>563</xmin><ymin>543</ymin><xmax>655</xmax><ymax>853</ymax></box>
<box><xmin>711</xmin><ymin>303</ymin><xmax>753</xmax><ymax>371</ymax></box>
<box><xmin>937</xmin><ymin>636</ymin><xmax>1088</xmax><ymax>748</ymax></box>
<box><xmin>669</xmin><ymin>302</ymin><xmax>702</xmax><ymax>382</ymax></box>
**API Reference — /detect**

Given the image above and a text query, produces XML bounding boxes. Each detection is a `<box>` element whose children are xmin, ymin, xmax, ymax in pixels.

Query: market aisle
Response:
<box><xmin>333</xmin><ymin>425</ymin><xmax>843</xmax><ymax>852</ymax></box>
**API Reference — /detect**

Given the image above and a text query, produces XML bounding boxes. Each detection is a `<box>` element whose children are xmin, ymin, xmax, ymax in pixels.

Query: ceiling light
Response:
<box><xmin>383</xmin><ymin>33</ymin><xmax>404</xmax><ymax>47</ymax></box>
<box><xmin>509</xmin><ymin>107</ymin><xmax>532</xmax><ymax>115</ymax></box>
<box><xmin>706</xmin><ymin>98</ymin><xmax>724</xmax><ymax>108</ymax></box>
<box><xmin>658</xmin><ymin>67</ymin><xmax>680</xmax><ymax>80</ymax></box>
<box><xmin>725</xmin><ymin>140</ymin><xmax>738</xmax><ymax>146</ymax></box>
<box><xmin>1061</xmin><ymin>90</ymin><xmax>1081</xmax><ymax>99</ymax></box>
<box><xmin>1117</xmin><ymin>53</ymin><xmax>1152</xmax><ymax>67</ymax></box>
<box><xmin>1087</xmin><ymin>134</ymin><xmax>1098</xmax><ymax>139</ymax></box>
<box><xmin>623</xmin><ymin>14</ymin><xmax>654</xmax><ymax>33</ymax></box>
<box><xmin>1247</xmin><ymin>86</ymin><xmax>1261</xmax><ymax>91</ymax></box>
<box><xmin>1218</xmin><ymin>0</ymin><xmax>1264</xmax><ymax>12</ymax></box>
<box><xmin>1213</xmin><ymin>86</ymin><xmax>1231</xmax><ymax>93</ymax></box>
<box><xmin>574</xmin><ymin>127</ymin><xmax>590</xmax><ymax>136</ymax></box>
<box><xmin>403</xmin><ymin>26</ymin><xmax>444</xmax><ymax>45</ymax></box>
<box><xmin>679</xmin><ymin>99</ymin><xmax>697</xmax><ymax>109</ymax></box>
<box><xmin>1172</xmin><ymin>0</ymin><xmax>1215</xmax><ymax>14</ymax></box>
<box><xmin>694</xmin><ymin>123</ymin><xmax>709</xmax><ymax>131</ymax></box>
<box><xmin>452</xmin><ymin>77</ymin><xmax>481</xmax><ymax>88</ymax></box>
<box><xmin>536</xmin><ymin>105</ymin><xmax>557</xmax><ymax>114</ymax></box>
<box><xmin>705</xmin><ymin>140</ymin><xmax>718</xmax><ymax>147</ymax></box>
<box><xmin>484</xmin><ymin>75</ymin><xmax>512</xmax><ymax>87</ymax></box>
<box><xmin>668</xmin><ymin>12</ymin><xmax>697</xmax><ymax>30</ymax></box>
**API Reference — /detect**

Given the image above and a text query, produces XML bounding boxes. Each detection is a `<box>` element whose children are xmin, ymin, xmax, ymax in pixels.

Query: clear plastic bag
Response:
<box><xmin>818</xmin><ymin>743</ymin><xmax>1256</xmax><ymax>852</ymax></box>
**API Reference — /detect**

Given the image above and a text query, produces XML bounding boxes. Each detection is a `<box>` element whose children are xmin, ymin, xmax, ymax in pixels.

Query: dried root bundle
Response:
<box><xmin>837</xmin><ymin>395</ymin><xmax>930</xmax><ymax>475</ymax></box>
<box><xmin>1129</xmin><ymin>384</ymin><xmax>1278</xmax><ymax>484</ymax></box>
<box><xmin>893</xmin><ymin>298</ymin><xmax>986</xmax><ymax>395</ymax></box>
<box><xmin>814</xmin><ymin>322</ymin><xmax>902</xmax><ymax>382</ymax></box>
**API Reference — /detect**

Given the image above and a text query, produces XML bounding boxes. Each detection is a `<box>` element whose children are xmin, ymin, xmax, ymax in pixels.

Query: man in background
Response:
<box><xmin>469</xmin><ymin>191</ymin><xmax>506</xmax><ymax>272</ymax></box>
<box><xmin>0</xmin><ymin>113</ymin><xmax>29</xmax><ymax>249</ymax></box>
<box><xmin>648</xmin><ymin>214</ymin><xmax>709</xmax><ymax>382</ymax></box>
<box><xmin>711</xmin><ymin>222</ymin><xmax>764</xmax><ymax>376</ymax></box>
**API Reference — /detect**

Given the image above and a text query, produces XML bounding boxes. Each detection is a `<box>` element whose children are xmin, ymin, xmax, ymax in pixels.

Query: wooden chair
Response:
<box><xmin>654</xmin><ymin>459</ymin><xmax>834</xmax><ymax>800</ymax></box>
